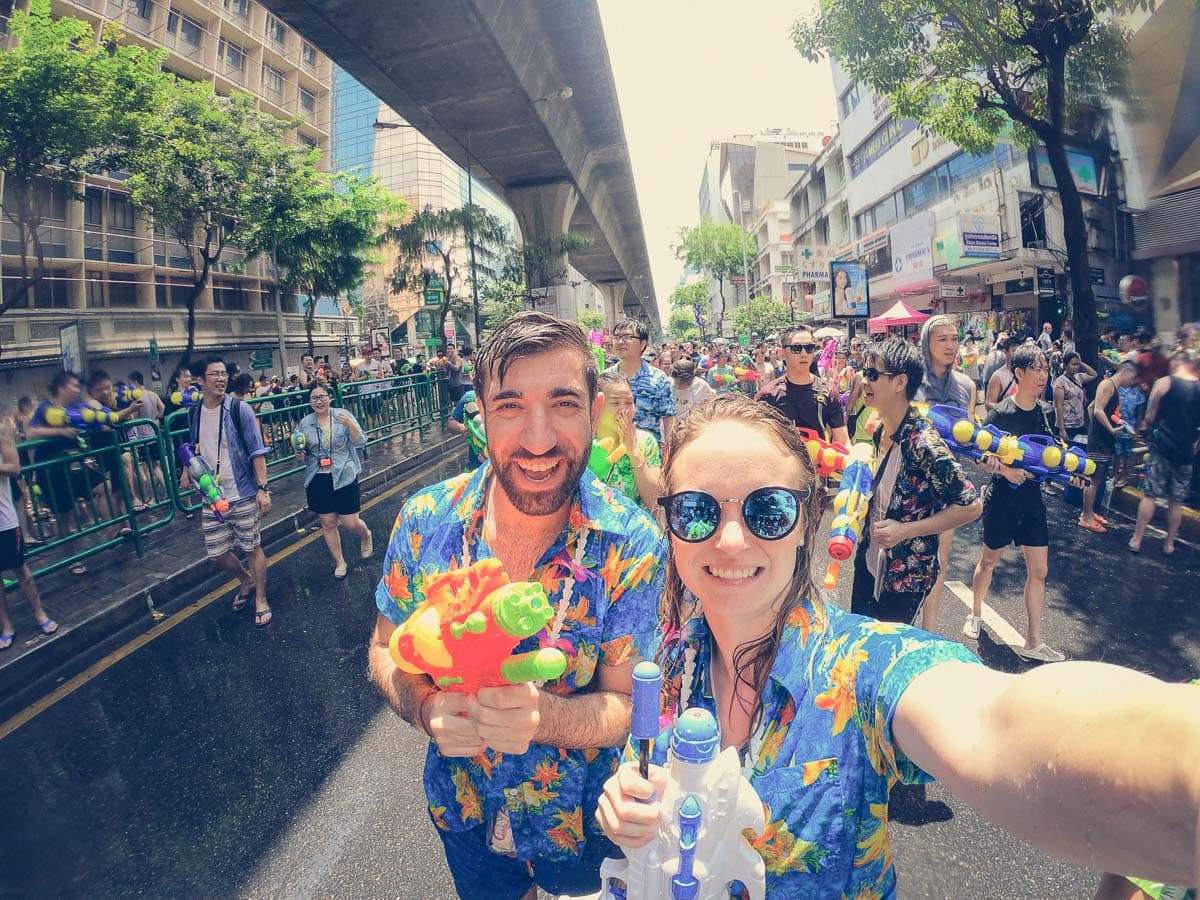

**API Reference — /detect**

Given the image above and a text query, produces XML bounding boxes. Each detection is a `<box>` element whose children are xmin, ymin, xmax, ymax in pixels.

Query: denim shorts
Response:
<box><xmin>433</xmin><ymin>815</ymin><xmax>621</xmax><ymax>900</ymax></box>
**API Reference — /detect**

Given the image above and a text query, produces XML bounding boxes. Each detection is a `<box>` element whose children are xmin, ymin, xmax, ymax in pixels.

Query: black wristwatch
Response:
<box><xmin>257</xmin><ymin>483</ymin><xmax>270</xmax><ymax>493</ymax></box>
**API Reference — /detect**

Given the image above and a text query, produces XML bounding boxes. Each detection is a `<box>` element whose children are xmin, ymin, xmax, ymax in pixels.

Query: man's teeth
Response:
<box><xmin>708</xmin><ymin>566</ymin><xmax>758</xmax><ymax>580</ymax></box>
<box><xmin>519</xmin><ymin>459</ymin><xmax>558</xmax><ymax>472</ymax></box>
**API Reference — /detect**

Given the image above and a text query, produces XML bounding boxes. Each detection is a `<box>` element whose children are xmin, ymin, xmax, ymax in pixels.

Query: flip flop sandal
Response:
<box><xmin>1077</xmin><ymin>518</ymin><xmax>1107</xmax><ymax>534</ymax></box>
<box><xmin>37</xmin><ymin>618</ymin><xmax>58</xmax><ymax>635</ymax></box>
<box><xmin>0</xmin><ymin>632</ymin><xmax>13</xmax><ymax>650</ymax></box>
<box><xmin>70</xmin><ymin>564</ymin><xmax>87</xmax><ymax>576</ymax></box>
<box><xmin>232</xmin><ymin>585</ymin><xmax>256</xmax><ymax>612</ymax></box>
<box><xmin>255</xmin><ymin>606</ymin><xmax>272</xmax><ymax>627</ymax></box>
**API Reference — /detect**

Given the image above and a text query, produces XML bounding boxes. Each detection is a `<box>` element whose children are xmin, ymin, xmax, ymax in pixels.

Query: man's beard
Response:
<box><xmin>493</xmin><ymin>445</ymin><xmax>590</xmax><ymax>517</ymax></box>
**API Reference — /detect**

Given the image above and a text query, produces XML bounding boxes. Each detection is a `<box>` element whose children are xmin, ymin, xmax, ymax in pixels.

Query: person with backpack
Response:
<box><xmin>755</xmin><ymin>325</ymin><xmax>849</xmax><ymax>444</ymax></box>
<box><xmin>182</xmin><ymin>357</ymin><xmax>274</xmax><ymax>627</ymax></box>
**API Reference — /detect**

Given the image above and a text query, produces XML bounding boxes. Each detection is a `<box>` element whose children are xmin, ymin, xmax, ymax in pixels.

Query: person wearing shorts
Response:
<box><xmin>1129</xmin><ymin>351</ymin><xmax>1200</xmax><ymax>556</ymax></box>
<box><xmin>292</xmin><ymin>384</ymin><xmax>371</xmax><ymax>579</ymax></box>
<box><xmin>0</xmin><ymin>420</ymin><xmax>57</xmax><ymax>649</ymax></box>
<box><xmin>965</xmin><ymin>345</ymin><xmax>1081</xmax><ymax>663</ymax></box>
<box><xmin>185</xmin><ymin>358</ymin><xmax>274</xmax><ymax>627</ymax></box>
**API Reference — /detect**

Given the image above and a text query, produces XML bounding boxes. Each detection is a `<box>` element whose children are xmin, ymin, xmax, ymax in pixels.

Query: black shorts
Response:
<box><xmin>982</xmin><ymin>482</ymin><xmax>1048</xmax><ymax>549</ymax></box>
<box><xmin>850</xmin><ymin>543</ymin><xmax>926</xmax><ymax>626</ymax></box>
<box><xmin>34</xmin><ymin>464</ymin><xmax>100</xmax><ymax>515</ymax></box>
<box><xmin>305</xmin><ymin>474</ymin><xmax>360</xmax><ymax>516</ymax></box>
<box><xmin>0</xmin><ymin>527</ymin><xmax>25</xmax><ymax>571</ymax></box>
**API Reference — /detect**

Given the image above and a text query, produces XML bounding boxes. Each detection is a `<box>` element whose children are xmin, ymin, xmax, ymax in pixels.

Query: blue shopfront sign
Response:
<box><xmin>849</xmin><ymin>117</ymin><xmax>919</xmax><ymax>178</ymax></box>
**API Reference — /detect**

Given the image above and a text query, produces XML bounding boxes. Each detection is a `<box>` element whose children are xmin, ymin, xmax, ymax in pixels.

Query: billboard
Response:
<box><xmin>957</xmin><ymin>213</ymin><xmax>1002</xmax><ymax>259</ymax></box>
<box><xmin>889</xmin><ymin>212</ymin><xmax>935</xmax><ymax>292</ymax></box>
<box><xmin>1031</xmin><ymin>145</ymin><xmax>1100</xmax><ymax>196</ymax></box>
<box><xmin>830</xmin><ymin>261</ymin><xmax>870</xmax><ymax>318</ymax></box>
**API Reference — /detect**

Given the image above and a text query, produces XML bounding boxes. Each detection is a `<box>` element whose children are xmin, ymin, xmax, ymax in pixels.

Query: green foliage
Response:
<box><xmin>388</xmin><ymin>204</ymin><xmax>510</xmax><ymax>346</ymax></box>
<box><xmin>669</xmin><ymin>281</ymin><xmax>709</xmax><ymax>310</ymax></box>
<box><xmin>791</xmin><ymin>0</ymin><xmax>1132</xmax><ymax>364</ymax></box>
<box><xmin>577</xmin><ymin>309</ymin><xmax>606</xmax><ymax>333</ymax></box>
<box><xmin>501</xmin><ymin>233</ymin><xmax>592</xmax><ymax>289</ymax></box>
<box><xmin>0</xmin><ymin>0</ymin><xmax>170</xmax><ymax>315</ymax></box>
<box><xmin>673</xmin><ymin>220</ymin><xmax>754</xmax><ymax>335</ymax></box>
<box><xmin>480</xmin><ymin>279</ymin><xmax>529</xmax><ymax>332</ymax></box>
<box><xmin>668</xmin><ymin>306</ymin><xmax>701</xmax><ymax>342</ymax></box>
<box><xmin>732</xmin><ymin>296</ymin><xmax>791</xmax><ymax>341</ymax></box>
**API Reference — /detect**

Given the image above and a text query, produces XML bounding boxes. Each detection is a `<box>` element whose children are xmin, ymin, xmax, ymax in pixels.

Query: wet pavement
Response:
<box><xmin>1</xmin><ymin>457</ymin><xmax>1197</xmax><ymax>899</ymax></box>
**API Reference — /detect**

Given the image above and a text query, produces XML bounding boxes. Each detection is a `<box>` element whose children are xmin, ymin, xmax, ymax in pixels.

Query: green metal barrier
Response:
<box><xmin>13</xmin><ymin>419</ymin><xmax>176</xmax><ymax>580</ymax></box>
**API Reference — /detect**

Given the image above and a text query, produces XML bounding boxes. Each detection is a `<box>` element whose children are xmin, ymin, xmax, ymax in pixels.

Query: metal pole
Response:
<box><xmin>466</xmin><ymin>131</ymin><xmax>481</xmax><ymax>347</ymax></box>
<box><xmin>737</xmin><ymin>192</ymin><xmax>751</xmax><ymax>307</ymax></box>
<box><xmin>272</xmin><ymin>245</ymin><xmax>289</xmax><ymax>378</ymax></box>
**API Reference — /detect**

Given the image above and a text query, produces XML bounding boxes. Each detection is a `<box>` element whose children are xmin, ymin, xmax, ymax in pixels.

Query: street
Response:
<box><xmin>1</xmin><ymin>455</ymin><xmax>1196</xmax><ymax>899</ymax></box>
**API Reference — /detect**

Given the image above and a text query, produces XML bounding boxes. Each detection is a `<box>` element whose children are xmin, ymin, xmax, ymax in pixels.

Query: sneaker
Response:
<box><xmin>333</xmin><ymin>563</ymin><xmax>348</xmax><ymax>579</ymax></box>
<box><xmin>361</xmin><ymin>530</ymin><xmax>374</xmax><ymax>560</ymax></box>
<box><xmin>1014</xmin><ymin>642</ymin><xmax>1066</xmax><ymax>663</ymax></box>
<box><xmin>961</xmin><ymin>615</ymin><xmax>981</xmax><ymax>640</ymax></box>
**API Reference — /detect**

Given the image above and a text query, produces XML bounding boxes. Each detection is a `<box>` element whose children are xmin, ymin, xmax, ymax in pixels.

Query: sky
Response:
<box><xmin>597</xmin><ymin>0</ymin><xmax>838</xmax><ymax>322</ymax></box>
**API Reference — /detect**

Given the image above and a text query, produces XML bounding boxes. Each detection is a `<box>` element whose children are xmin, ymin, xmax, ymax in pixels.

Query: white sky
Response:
<box><xmin>597</xmin><ymin>0</ymin><xmax>837</xmax><ymax>323</ymax></box>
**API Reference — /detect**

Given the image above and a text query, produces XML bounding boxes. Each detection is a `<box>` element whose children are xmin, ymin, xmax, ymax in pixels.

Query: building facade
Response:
<box><xmin>0</xmin><ymin>0</ymin><xmax>342</xmax><ymax>395</ymax></box>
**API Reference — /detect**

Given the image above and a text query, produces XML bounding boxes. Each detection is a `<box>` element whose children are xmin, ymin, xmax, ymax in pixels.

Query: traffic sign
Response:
<box><xmin>249</xmin><ymin>349</ymin><xmax>274</xmax><ymax>371</ymax></box>
<box><xmin>424</xmin><ymin>288</ymin><xmax>443</xmax><ymax>307</ymax></box>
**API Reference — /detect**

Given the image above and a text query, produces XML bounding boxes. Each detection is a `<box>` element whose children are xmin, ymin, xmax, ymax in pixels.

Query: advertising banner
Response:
<box><xmin>889</xmin><ymin>212</ymin><xmax>935</xmax><ymax>293</ymax></box>
<box><xmin>830</xmin><ymin>261</ymin><xmax>870</xmax><ymax>318</ymax></box>
<box><xmin>958</xmin><ymin>213</ymin><xmax>1002</xmax><ymax>259</ymax></box>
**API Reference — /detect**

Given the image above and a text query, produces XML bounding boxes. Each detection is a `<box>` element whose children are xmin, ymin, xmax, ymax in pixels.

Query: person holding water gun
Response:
<box><xmin>848</xmin><ymin>338</ymin><xmax>981</xmax><ymax>627</ymax></box>
<box><xmin>965</xmin><ymin>344</ymin><xmax>1087</xmax><ymax>662</ymax></box>
<box><xmin>593</xmin><ymin>371</ymin><xmax>663</xmax><ymax>511</ymax></box>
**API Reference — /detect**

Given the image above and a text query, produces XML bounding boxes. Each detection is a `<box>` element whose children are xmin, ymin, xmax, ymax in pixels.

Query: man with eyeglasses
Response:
<box><xmin>608</xmin><ymin>318</ymin><xmax>675</xmax><ymax>446</ymax></box>
<box><xmin>182</xmin><ymin>357</ymin><xmax>274</xmax><ymax>627</ymax></box>
<box><xmin>755</xmin><ymin>326</ymin><xmax>848</xmax><ymax>443</ymax></box>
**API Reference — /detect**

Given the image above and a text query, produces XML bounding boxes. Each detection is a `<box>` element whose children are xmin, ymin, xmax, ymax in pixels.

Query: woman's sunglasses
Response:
<box><xmin>657</xmin><ymin>487</ymin><xmax>810</xmax><ymax>543</ymax></box>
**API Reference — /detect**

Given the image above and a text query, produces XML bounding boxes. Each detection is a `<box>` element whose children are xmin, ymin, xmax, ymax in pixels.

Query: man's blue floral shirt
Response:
<box><xmin>376</xmin><ymin>461</ymin><xmax>667</xmax><ymax>862</ymax></box>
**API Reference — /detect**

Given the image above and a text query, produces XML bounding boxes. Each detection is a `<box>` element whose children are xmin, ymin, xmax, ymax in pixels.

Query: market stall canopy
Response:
<box><xmin>869</xmin><ymin>300</ymin><xmax>930</xmax><ymax>334</ymax></box>
<box><xmin>814</xmin><ymin>326</ymin><xmax>844</xmax><ymax>340</ymax></box>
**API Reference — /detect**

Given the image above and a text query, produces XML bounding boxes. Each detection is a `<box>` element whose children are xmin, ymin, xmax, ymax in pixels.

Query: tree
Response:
<box><xmin>577</xmin><ymin>309</ymin><xmax>605</xmax><ymax>333</ymax></box>
<box><xmin>500</xmin><ymin>233</ymin><xmax>593</xmax><ymax>308</ymax></box>
<box><xmin>669</xmin><ymin>281</ymin><xmax>709</xmax><ymax>309</ymax></box>
<box><xmin>668</xmin><ymin>306</ymin><xmax>701</xmax><ymax>343</ymax></box>
<box><xmin>673</xmin><ymin>220</ymin><xmax>755</xmax><ymax>337</ymax></box>
<box><xmin>389</xmin><ymin>205</ymin><xmax>508</xmax><ymax>350</ymax></box>
<box><xmin>732</xmin><ymin>296</ymin><xmax>791</xmax><ymax>341</ymax></box>
<box><xmin>792</xmin><ymin>2</ymin><xmax>1136</xmax><ymax>367</ymax></box>
<box><xmin>480</xmin><ymin>278</ymin><xmax>528</xmax><ymax>333</ymax></box>
<box><xmin>125</xmin><ymin>80</ymin><xmax>300</xmax><ymax>371</ymax></box>
<box><xmin>0</xmin><ymin>0</ymin><xmax>169</xmax><ymax>323</ymax></box>
<box><xmin>258</xmin><ymin>169</ymin><xmax>401</xmax><ymax>357</ymax></box>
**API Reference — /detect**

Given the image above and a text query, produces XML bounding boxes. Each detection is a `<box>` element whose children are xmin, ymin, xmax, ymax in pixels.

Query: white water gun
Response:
<box><xmin>599</xmin><ymin>662</ymin><xmax>766</xmax><ymax>900</ymax></box>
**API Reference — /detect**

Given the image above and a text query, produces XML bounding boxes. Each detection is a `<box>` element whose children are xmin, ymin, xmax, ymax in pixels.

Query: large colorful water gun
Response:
<box><xmin>734</xmin><ymin>366</ymin><xmax>761</xmax><ymax>383</ymax></box>
<box><xmin>464</xmin><ymin>396</ymin><xmax>487</xmax><ymax>460</ymax></box>
<box><xmin>599</xmin><ymin>663</ymin><xmax>766</xmax><ymax>900</ymax></box>
<box><xmin>113</xmin><ymin>383</ymin><xmax>143</xmax><ymax>410</ymax></box>
<box><xmin>44</xmin><ymin>404</ymin><xmax>119</xmax><ymax>430</ymax></box>
<box><xmin>290</xmin><ymin>430</ymin><xmax>307</xmax><ymax>452</ymax></box>
<box><xmin>709</xmin><ymin>368</ymin><xmax>737</xmax><ymax>387</ymax></box>
<box><xmin>170</xmin><ymin>385</ymin><xmax>203</xmax><ymax>407</ymax></box>
<box><xmin>178</xmin><ymin>442</ymin><xmax>230</xmax><ymax>521</ymax></box>
<box><xmin>824</xmin><ymin>443</ymin><xmax>874</xmax><ymax>589</ymax></box>
<box><xmin>589</xmin><ymin>406</ymin><xmax>631</xmax><ymax>483</ymax></box>
<box><xmin>797</xmin><ymin>427</ymin><xmax>849</xmax><ymax>478</ymax></box>
<box><xmin>1111</xmin><ymin>411</ymin><xmax>1135</xmax><ymax>435</ymax></box>
<box><xmin>388</xmin><ymin>558</ymin><xmax>567</xmax><ymax>693</ymax></box>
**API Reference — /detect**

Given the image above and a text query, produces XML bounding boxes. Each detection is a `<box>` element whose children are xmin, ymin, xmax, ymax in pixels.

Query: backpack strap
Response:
<box><xmin>190</xmin><ymin>397</ymin><xmax>250</xmax><ymax>458</ymax></box>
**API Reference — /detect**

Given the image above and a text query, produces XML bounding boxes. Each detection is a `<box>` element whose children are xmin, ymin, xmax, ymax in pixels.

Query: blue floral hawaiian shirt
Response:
<box><xmin>375</xmin><ymin>461</ymin><xmax>667</xmax><ymax>863</ymax></box>
<box><xmin>611</xmin><ymin>360</ymin><xmax>676</xmax><ymax>442</ymax></box>
<box><xmin>648</xmin><ymin>594</ymin><xmax>980</xmax><ymax>898</ymax></box>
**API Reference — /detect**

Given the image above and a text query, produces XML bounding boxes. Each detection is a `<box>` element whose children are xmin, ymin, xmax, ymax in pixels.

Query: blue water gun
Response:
<box><xmin>170</xmin><ymin>385</ymin><xmax>202</xmax><ymax>408</ymax></box>
<box><xmin>113</xmin><ymin>383</ymin><xmax>143</xmax><ymax>410</ymax></box>
<box><xmin>44</xmin><ymin>404</ymin><xmax>119</xmax><ymax>430</ymax></box>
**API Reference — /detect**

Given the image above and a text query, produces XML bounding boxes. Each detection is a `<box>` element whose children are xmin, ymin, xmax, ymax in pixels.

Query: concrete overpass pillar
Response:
<box><xmin>507</xmin><ymin>181</ymin><xmax>579</xmax><ymax>320</ymax></box>
<box><xmin>596</xmin><ymin>282</ymin><xmax>625</xmax><ymax>327</ymax></box>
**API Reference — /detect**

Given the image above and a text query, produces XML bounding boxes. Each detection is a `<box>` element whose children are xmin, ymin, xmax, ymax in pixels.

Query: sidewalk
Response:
<box><xmin>0</xmin><ymin>423</ymin><xmax>465</xmax><ymax>723</ymax></box>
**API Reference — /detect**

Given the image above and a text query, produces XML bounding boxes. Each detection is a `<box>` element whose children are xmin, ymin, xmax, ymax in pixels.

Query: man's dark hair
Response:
<box><xmin>1002</xmin><ymin>334</ymin><xmax>1023</xmax><ymax>351</ymax></box>
<box><xmin>231</xmin><ymin>373</ymin><xmax>254</xmax><ymax>396</ymax></box>
<box><xmin>17</xmin><ymin>396</ymin><xmax>33</xmax><ymax>413</ymax></box>
<box><xmin>781</xmin><ymin>325</ymin><xmax>813</xmax><ymax>346</ymax></box>
<box><xmin>1012</xmin><ymin>345</ymin><xmax>1047</xmax><ymax>380</ymax></box>
<box><xmin>128</xmin><ymin>370</ymin><xmax>145</xmax><ymax>386</ymax></box>
<box><xmin>49</xmin><ymin>371</ymin><xmax>80</xmax><ymax>396</ymax></box>
<box><xmin>198</xmin><ymin>356</ymin><xmax>226</xmax><ymax>378</ymax></box>
<box><xmin>188</xmin><ymin>359</ymin><xmax>207</xmax><ymax>379</ymax></box>
<box><xmin>612</xmin><ymin>318</ymin><xmax>649</xmax><ymax>342</ymax></box>
<box><xmin>86</xmin><ymin>369</ymin><xmax>111</xmax><ymax>391</ymax></box>
<box><xmin>864</xmin><ymin>338</ymin><xmax>924</xmax><ymax>401</ymax></box>
<box><xmin>473</xmin><ymin>311</ymin><xmax>599</xmax><ymax>403</ymax></box>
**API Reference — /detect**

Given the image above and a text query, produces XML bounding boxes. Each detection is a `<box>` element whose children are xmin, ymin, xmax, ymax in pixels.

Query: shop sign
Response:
<box><xmin>958</xmin><ymin>213</ymin><xmax>1001</xmax><ymax>259</ymax></box>
<box><xmin>889</xmin><ymin>213</ymin><xmax>935</xmax><ymax>292</ymax></box>
<box><xmin>795</xmin><ymin>244</ymin><xmax>835</xmax><ymax>282</ymax></box>
<box><xmin>811</xmin><ymin>289</ymin><xmax>832</xmax><ymax>318</ymax></box>
<box><xmin>849</xmin><ymin>117</ymin><xmax>919</xmax><ymax>178</ymax></box>
<box><xmin>1090</xmin><ymin>266</ymin><xmax>1106</xmax><ymax>285</ymax></box>
<box><xmin>1037</xmin><ymin>270</ymin><xmax>1057</xmax><ymax>296</ymax></box>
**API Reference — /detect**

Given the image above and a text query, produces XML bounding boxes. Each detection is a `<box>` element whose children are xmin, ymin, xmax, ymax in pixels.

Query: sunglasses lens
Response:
<box><xmin>743</xmin><ymin>488</ymin><xmax>801</xmax><ymax>540</ymax></box>
<box><xmin>666</xmin><ymin>492</ymin><xmax>719</xmax><ymax>542</ymax></box>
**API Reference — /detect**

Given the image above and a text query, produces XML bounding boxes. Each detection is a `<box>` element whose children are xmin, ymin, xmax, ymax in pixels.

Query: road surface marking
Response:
<box><xmin>945</xmin><ymin>580</ymin><xmax>1027</xmax><ymax>649</ymax></box>
<box><xmin>0</xmin><ymin>460</ymin><xmax>444</xmax><ymax>742</ymax></box>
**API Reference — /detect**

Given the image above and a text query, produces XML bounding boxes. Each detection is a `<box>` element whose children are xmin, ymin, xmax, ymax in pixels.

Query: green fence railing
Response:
<box><xmin>12</xmin><ymin>372</ymin><xmax>450</xmax><ymax>582</ymax></box>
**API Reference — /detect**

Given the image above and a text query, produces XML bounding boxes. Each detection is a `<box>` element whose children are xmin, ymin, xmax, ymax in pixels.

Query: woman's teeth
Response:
<box><xmin>707</xmin><ymin>566</ymin><xmax>759</xmax><ymax>580</ymax></box>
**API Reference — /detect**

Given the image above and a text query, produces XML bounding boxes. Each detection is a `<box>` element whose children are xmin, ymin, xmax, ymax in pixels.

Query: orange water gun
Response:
<box><xmin>824</xmin><ymin>444</ymin><xmax>875</xmax><ymax>589</ymax></box>
<box><xmin>797</xmin><ymin>427</ymin><xmax>849</xmax><ymax>478</ymax></box>
<box><xmin>388</xmin><ymin>558</ymin><xmax>568</xmax><ymax>693</ymax></box>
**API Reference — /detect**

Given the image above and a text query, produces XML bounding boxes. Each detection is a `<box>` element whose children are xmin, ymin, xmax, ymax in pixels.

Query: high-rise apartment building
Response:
<box><xmin>0</xmin><ymin>0</ymin><xmax>340</xmax><ymax>393</ymax></box>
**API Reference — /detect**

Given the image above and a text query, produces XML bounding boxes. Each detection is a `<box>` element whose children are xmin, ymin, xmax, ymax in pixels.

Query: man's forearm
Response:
<box><xmin>368</xmin><ymin>643</ymin><xmax>434</xmax><ymax>731</ymax></box>
<box><xmin>906</xmin><ymin>500</ymin><xmax>981</xmax><ymax>539</ymax></box>
<box><xmin>252</xmin><ymin>456</ymin><xmax>268</xmax><ymax>485</ymax></box>
<box><xmin>535</xmin><ymin>689</ymin><xmax>632</xmax><ymax>749</ymax></box>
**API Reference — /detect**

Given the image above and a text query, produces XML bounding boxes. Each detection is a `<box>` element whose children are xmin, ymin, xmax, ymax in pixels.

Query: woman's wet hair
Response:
<box><xmin>657</xmin><ymin>393</ymin><xmax>822</xmax><ymax>734</ymax></box>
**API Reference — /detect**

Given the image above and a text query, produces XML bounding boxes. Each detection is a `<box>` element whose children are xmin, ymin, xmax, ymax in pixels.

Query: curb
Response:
<box><xmin>1107</xmin><ymin>484</ymin><xmax>1200</xmax><ymax>542</ymax></box>
<box><xmin>0</xmin><ymin>436</ymin><xmax>464</xmax><ymax>724</ymax></box>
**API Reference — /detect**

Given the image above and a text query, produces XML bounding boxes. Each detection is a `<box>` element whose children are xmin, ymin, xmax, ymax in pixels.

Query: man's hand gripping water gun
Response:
<box><xmin>178</xmin><ymin>442</ymin><xmax>231</xmax><ymax>521</ymax></box>
<box><xmin>388</xmin><ymin>558</ymin><xmax>567</xmax><ymax>695</ymax></box>
<box><xmin>824</xmin><ymin>443</ymin><xmax>874</xmax><ymax>589</ymax></box>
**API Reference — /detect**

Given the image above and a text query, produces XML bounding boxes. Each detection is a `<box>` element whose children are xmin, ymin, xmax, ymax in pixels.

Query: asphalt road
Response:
<box><xmin>1</xmin><ymin>455</ymin><xmax>1196</xmax><ymax>899</ymax></box>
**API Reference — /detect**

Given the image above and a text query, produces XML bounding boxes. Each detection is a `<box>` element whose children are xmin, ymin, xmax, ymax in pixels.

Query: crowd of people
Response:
<box><xmin>387</xmin><ymin>311</ymin><xmax>1199</xmax><ymax>899</ymax></box>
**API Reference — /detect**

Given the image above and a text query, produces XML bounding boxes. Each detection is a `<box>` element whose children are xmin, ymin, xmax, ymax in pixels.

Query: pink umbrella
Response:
<box><xmin>868</xmin><ymin>300</ymin><xmax>930</xmax><ymax>334</ymax></box>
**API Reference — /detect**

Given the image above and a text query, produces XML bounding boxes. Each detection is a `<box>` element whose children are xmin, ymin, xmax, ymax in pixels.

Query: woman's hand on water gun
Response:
<box><xmin>423</xmin><ymin>690</ymin><xmax>487</xmax><ymax>758</ymax></box>
<box><xmin>466</xmin><ymin>682</ymin><xmax>541</xmax><ymax>755</ymax></box>
<box><xmin>596</xmin><ymin>761</ymin><xmax>671</xmax><ymax>849</ymax></box>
